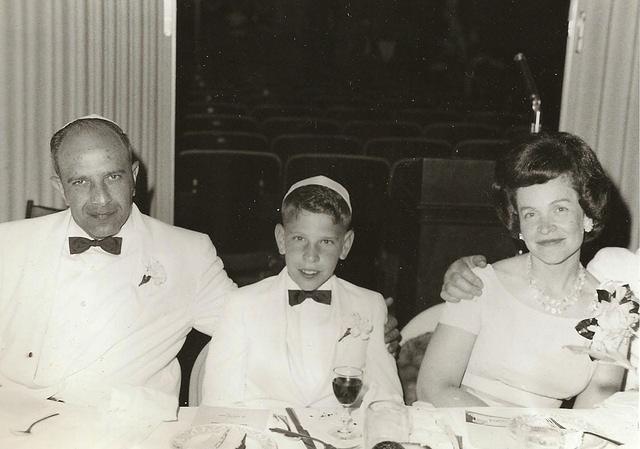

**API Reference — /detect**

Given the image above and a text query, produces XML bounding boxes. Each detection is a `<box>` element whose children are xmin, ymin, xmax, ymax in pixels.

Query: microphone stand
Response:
<box><xmin>513</xmin><ymin>53</ymin><xmax>542</xmax><ymax>133</ymax></box>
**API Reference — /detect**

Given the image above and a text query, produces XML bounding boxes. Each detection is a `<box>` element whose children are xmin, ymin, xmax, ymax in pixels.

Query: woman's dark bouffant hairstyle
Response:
<box><xmin>492</xmin><ymin>132</ymin><xmax>611</xmax><ymax>242</ymax></box>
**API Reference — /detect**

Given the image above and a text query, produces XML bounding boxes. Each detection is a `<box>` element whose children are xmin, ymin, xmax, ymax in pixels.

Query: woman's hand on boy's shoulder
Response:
<box><xmin>384</xmin><ymin>297</ymin><xmax>401</xmax><ymax>356</ymax></box>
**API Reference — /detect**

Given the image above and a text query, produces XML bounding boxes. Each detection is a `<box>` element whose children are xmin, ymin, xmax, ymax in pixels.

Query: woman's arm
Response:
<box><xmin>416</xmin><ymin>323</ymin><xmax>487</xmax><ymax>407</ymax></box>
<box><xmin>572</xmin><ymin>360</ymin><xmax>626</xmax><ymax>408</ymax></box>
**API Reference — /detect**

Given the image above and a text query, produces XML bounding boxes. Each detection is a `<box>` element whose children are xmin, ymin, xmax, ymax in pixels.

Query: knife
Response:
<box><xmin>286</xmin><ymin>407</ymin><xmax>317</xmax><ymax>449</ymax></box>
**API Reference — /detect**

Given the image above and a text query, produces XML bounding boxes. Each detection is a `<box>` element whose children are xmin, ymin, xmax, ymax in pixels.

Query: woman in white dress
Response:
<box><xmin>416</xmin><ymin>132</ymin><xmax>627</xmax><ymax>408</ymax></box>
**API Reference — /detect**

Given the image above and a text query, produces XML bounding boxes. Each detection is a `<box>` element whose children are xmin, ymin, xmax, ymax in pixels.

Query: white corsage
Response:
<box><xmin>567</xmin><ymin>282</ymin><xmax>639</xmax><ymax>368</ymax></box>
<box><xmin>338</xmin><ymin>312</ymin><xmax>374</xmax><ymax>342</ymax></box>
<box><xmin>138</xmin><ymin>259</ymin><xmax>167</xmax><ymax>287</ymax></box>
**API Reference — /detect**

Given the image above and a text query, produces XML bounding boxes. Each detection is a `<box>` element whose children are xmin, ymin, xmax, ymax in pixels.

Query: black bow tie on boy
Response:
<box><xmin>68</xmin><ymin>236</ymin><xmax>123</xmax><ymax>255</ymax></box>
<box><xmin>288</xmin><ymin>289</ymin><xmax>332</xmax><ymax>306</ymax></box>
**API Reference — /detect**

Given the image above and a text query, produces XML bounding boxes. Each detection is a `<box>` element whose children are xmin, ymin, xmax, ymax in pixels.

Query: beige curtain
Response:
<box><xmin>0</xmin><ymin>0</ymin><xmax>176</xmax><ymax>224</ymax></box>
<box><xmin>560</xmin><ymin>0</ymin><xmax>639</xmax><ymax>250</ymax></box>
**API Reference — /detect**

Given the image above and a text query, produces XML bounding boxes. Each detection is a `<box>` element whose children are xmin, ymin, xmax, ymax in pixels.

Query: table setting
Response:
<box><xmin>139</xmin><ymin>391</ymin><xmax>638</xmax><ymax>449</ymax></box>
<box><xmin>1</xmin><ymin>382</ymin><xmax>637</xmax><ymax>449</ymax></box>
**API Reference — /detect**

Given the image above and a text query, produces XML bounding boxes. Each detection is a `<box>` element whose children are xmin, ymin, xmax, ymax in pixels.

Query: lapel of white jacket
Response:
<box><xmin>1</xmin><ymin>211</ymin><xmax>69</xmax><ymax>388</ymax></box>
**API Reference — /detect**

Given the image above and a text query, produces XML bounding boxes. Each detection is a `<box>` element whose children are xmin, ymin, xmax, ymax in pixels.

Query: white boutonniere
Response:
<box><xmin>138</xmin><ymin>259</ymin><xmax>167</xmax><ymax>287</ymax></box>
<box><xmin>338</xmin><ymin>312</ymin><xmax>374</xmax><ymax>342</ymax></box>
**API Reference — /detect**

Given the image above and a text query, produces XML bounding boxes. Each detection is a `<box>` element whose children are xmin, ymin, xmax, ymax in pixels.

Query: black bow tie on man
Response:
<box><xmin>288</xmin><ymin>289</ymin><xmax>332</xmax><ymax>306</ymax></box>
<box><xmin>68</xmin><ymin>236</ymin><xmax>123</xmax><ymax>255</ymax></box>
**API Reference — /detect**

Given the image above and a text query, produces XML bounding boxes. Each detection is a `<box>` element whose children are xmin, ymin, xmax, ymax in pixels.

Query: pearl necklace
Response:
<box><xmin>527</xmin><ymin>254</ymin><xmax>586</xmax><ymax>315</ymax></box>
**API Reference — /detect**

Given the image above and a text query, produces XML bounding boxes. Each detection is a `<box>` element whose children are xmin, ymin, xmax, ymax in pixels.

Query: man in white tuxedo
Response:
<box><xmin>0</xmin><ymin>116</ymin><xmax>236</xmax><ymax>414</ymax></box>
<box><xmin>201</xmin><ymin>176</ymin><xmax>403</xmax><ymax>408</ymax></box>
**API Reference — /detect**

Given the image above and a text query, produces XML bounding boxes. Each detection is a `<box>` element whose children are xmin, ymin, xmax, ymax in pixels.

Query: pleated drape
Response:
<box><xmin>0</xmin><ymin>0</ymin><xmax>176</xmax><ymax>224</ymax></box>
<box><xmin>560</xmin><ymin>0</ymin><xmax>639</xmax><ymax>250</ymax></box>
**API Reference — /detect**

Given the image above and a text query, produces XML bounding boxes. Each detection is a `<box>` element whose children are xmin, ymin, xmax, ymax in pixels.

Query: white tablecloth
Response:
<box><xmin>1</xmin><ymin>392</ymin><xmax>638</xmax><ymax>449</ymax></box>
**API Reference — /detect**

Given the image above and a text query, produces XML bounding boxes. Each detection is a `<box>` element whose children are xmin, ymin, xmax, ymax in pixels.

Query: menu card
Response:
<box><xmin>192</xmin><ymin>406</ymin><xmax>270</xmax><ymax>430</ymax></box>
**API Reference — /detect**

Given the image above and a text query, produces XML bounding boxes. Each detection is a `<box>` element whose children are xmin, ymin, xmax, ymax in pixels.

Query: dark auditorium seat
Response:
<box><xmin>183</xmin><ymin>113</ymin><xmax>260</xmax><ymax>133</ymax></box>
<box><xmin>175</xmin><ymin>149</ymin><xmax>283</xmax><ymax>285</ymax></box>
<box><xmin>261</xmin><ymin>117</ymin><xmax>342</xmax><ymax>139</ymax></box>
<box><xmin>395</xmin><ymin>108</ymin><xmax>464</xmax><ymax>127</ymax></box>
<box><xmin>271</xmin><ymin>134</ymin><xmax>362</xmax><ymax>161</ymax></box>
<box><xmin>249</xmin><ymin>104</ymin><xmax>322</xmax><ymax>121</ymax></box>
<box><xmin>284</xmin><ymin>153</ymin><xmax>391</xmax><ymax>291</ymax></box>
<box><xmin>324</xmin><ymin>105</ymin><xmax>392</xmax><ymax>122</ymax></box>
<box><xmin>185</xmin><ymin>101</ymin><xmax>248</xmax><ymax>116</ymax></box>
<box><xmin>423</xmin><ymin>122</ymin><xmax>502</xmax><ymax>145</ymax></box>
<box><xmin>343</xmin><ymin>120</ymin><xmax>422</xmax><ymax>141</ymax></box>
<box><xmin>364</xmin><ymin>137</ymin><xmax>452</xmax><ymax>164</ymax></box>
<box><xmin>453</xmin><ymin>139</ymin><xmax>511</xmax><ymax>160</ymax></box>
<box><xmin>384</xmin><ymin>158</ymin><xmax>518</xmax><ymax>325</ymax></box>
<box><xmin>180</xmin><ymin>131</ymin><xmax>269</xmax><ymax>153</ymax></box>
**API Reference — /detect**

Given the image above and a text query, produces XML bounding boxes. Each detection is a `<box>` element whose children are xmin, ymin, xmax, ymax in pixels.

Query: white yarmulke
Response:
<box><xmin>57</xmin><ymin>114</ymin><xmax>121</xmax><ymax>133</ymax></box>
<box><xmin>283</xmin><ymin>175</ymin><xmax>351</xmax><ymax>211</ymax></box>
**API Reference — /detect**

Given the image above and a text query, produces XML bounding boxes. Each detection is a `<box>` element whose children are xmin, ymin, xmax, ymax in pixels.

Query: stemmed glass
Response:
<box><xmin>331</xmin><ymin>366</ymin><xmax>364</xmax><ymax>439</ymax></box>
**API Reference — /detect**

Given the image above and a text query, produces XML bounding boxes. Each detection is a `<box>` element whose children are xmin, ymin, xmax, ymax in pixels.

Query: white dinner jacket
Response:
<box><xmin>0</xmin><ymin>205</ymin><xmax>235</xmax><ymax>405</ymax></box>
<box><xmin>201</xmin><ymin>268</ymin><xmax>403</xmax><ymax>408</ymax></box>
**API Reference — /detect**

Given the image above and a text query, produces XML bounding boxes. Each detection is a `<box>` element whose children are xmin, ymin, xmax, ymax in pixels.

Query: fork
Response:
<box><xmin>546</xmin><ymin>417</ymin><xmax>623</xmax><ymax>446</ymax></box>
<box><xmin>274</xmin><ymin>414</ymin><xmax>293</xmax><ymax>432</ymax></box>
<box><xmin>269</xmin><ymin>427</ymin><xmax>346</xmax><ymax>449</ymax></box>
<box><xmin>11</xmin><ymin>413</ymin><xmax>60</xmax><ymax>435</ymax></box>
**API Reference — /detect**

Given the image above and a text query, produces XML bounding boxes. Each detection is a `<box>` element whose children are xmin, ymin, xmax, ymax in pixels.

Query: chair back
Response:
<box><xmin>397</xmin><ymin>303</ymin><xmax>444</xmax><ymax>405</ymax></box>
<box><xmin>271</xmin><ymin>134</ymin><xmax>362</xmax><ymax>161</ymax></box>
<box><xmin>423</xmin><ymin>122</ymin><xmax>502</xmax><ymax>145</ymax></box>
<box><xmin>343</xmin><ymin>120</ymin><xmax>422</xmax><ymax>141</ymax></box>
<box><xmin>180</xmin><ymin>131</ymin><xmax>269</xmax><ymax>153</ymax></box>
<box><xmin>324</xmin><ymin>105</ymin><xmax>391</xmax><ymax>122</ymax></box>
<box><xmin>188</xmin><ymin>342</ymin><xmax>209</xmax><ymax>406</ymax></box>
<box><xmin>183</xmin><ymin>114</ymin><xmax>260</xmax><ymax>133</ymax></box>
<box><xmin>25</xmin><ymin>200</ymin><xmax>63</xmax><ymax>218</ymax></box>
<box><xmin>395</xmin><ymin>108</ymin><xmax>463</xmax><ymax>127</ymax></box>
<box><xmin>250</xmin><ymin>104</ymin><xmax>321</xmax><ymax>121</ymax></box>
<box><xmin>186</xmin><ymin>101</ymin><xmax>248</xmax><ymax>116</ymax></box>
<box><xmin>261</xmin><ymin>117</ymin><xmax>342</xmax><ymax>140</ymax></box>
<box><xmin>175</xmin><ymin>150</ymin><xmax>282</xmax><ymax>256</ymax></box>
<box><xmin>416</xmin><ymin>158</ymin><xmax>517</xmax><ymax>311</ymax></box>
<box><xmin>453</xmin><ymin>139</ymin><xmax>510</xmax><ymax>160</ymax></box>
<box><xmin>400</xmin><ymin>303</ymin><xmax>444</xmax><ymax>344</ymax></box>
<box><xmin>364</xmin><ymin>137</ymin><xmax>451</xmax><ymax>163</ymax></box>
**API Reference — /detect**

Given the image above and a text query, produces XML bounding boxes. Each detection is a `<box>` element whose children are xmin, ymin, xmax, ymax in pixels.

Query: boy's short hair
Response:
<box><xmin>282</xmin><ymin>184</ymin><xmax>352</xmax><ymax>229</ymax></box>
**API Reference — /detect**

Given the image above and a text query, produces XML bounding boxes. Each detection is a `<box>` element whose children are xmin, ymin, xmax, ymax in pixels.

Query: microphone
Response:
<box><xmin>514</xmin><ymin>52</ymin><xmax>542</xmax><ymax>132</ymax></box>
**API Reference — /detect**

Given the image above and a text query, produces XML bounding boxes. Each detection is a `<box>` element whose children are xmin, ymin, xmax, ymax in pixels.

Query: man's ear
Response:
<box><xmin>274</xmin><ymin>223</ymin><xmax>286</xmax><ymax>255</ymax></box>
<box><xmin>132</xmin><ymin>160</ymin><xmax>140</xmax><ymax>182</ymax></box>
<box><xmin>50</xmin><ymin>175</ymin><xmax>68</xmax><ymax>206</ymax></box>
<box><xmin>339</xmin><ymin>229</ymin><xmax>355</xmax><ymax>260</ymax></box>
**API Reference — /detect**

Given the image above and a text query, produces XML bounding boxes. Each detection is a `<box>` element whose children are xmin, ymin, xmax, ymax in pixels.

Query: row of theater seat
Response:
<box><xmin>183</xmin><ymin>102</ymin><xmax>526</xmax><ymax>126</ymax></box>
<box><xmin>179</xmin><ymin>114</ymin><xmax>528</xmax><ymax>144</ymax></box>
<box><xmin>180</xmin><ymin>135</ymin><xmax>512</xmax><ymax>163</ymax></box>
<box><xmin>174</xmin><ymin>151</ymin><xmax>519</xmax><ymax>306</ymax></box>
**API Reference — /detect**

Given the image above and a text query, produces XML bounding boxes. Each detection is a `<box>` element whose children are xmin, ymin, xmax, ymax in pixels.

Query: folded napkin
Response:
<box><xmin>183</xmin><ymin>425</ymin><xmax>247</xmax><ymax>449</ymax></box>
<box><xmin>409</xmin><ymin>406</ymin><xmax>458</xmax><ymax>449</ymax></box>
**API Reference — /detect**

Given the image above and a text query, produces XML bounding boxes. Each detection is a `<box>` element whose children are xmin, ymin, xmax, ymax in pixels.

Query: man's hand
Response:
<box><xmin>384</xmin><ymin>297</ymin><xmax>401</xmax><ymax>356</ymax></box>
<box><xmin>440</xmin><ymin>255</ymin><xmax>487</xmax><ymax>303</ymax></box>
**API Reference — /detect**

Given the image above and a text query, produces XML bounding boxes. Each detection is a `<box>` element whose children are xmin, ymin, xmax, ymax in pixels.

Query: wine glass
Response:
<box><xmin>331</xmin><ymin>366</ymin><xmax>364</xmax><ymax>439</ymax></box>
